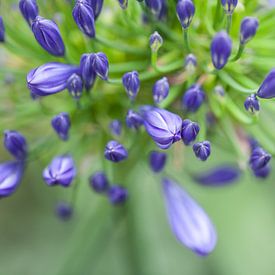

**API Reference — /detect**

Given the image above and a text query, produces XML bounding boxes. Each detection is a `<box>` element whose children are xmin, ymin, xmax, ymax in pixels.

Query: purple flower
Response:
<box><xmin>118</xmin><ymin>0</ymin><xmax>128</xmax><ymax>9</ymax></box>
<box><xmin>31</xmin><ymin>16</ymin><xmax>65</xmax><ymax>57</ymax></box>
<box><xmin>162</xmin><ymin>178</ymin><xmax>217</xmax><ymax>256</ymax></box>
<box><xmin>240</xmin><ymin>17</ymin><xmax>259</xmax><ymax>45</ymax></box>
<box><xmin>211</xmin><ymin>31</ymin><xmax>232</xmax><ymax>70</ymax></box>
<box><xmin>0</xmin><ymin>16</ymin><xmax>5</xmax><ymax>42</ymax></box>
<box><xmin>149</xmin><ymin>151</ymin><xmax>167</xmax><ymax>173</ymax></box>
<box><xmin>149</xmin><ymin>31</ymin><xmax>163</xmax><ymax>52</ymax></box>
<box><xmin>67</xmin><ymin>73</ymin><xmax>83</xmax><ymax>100</ymax></box>
<box><xmin>143</xmin><ymin>107</ymin><xmax>182</xmax><ymax>149</ymax></box>
<box><xmin>181</xmin><ymin>119</ymin><xmax>200</xmax><ymax>145</ymax></box>
<box><xmin>145</xmin><ymin>0</ymin><xmax>162</xmax><ymax>14</ymax></box>
<box><xmin>72</xmin><ymin>0</ymin><xmax>95</xmax><ymax>38</ymax></box>
<box><xmin>249</xmin><ymin>147</ymin><xmax>271</xmax><ymax>171</ymax></box>
<box><xmin>176</xmin><ymin>0</ymin><xmax>195</xmax><ymax>29</ymax></box>
<box><xmin>122</xmin><ymin>71</ymin><xmax>140</xmax><ymax>100</ymax></box>
<box><xmin>55</xmin><ymin>202</ymin><xmax>73</xmax><ymax>221</ymax></box>
<box><xmin>89</xmin><ymin>171</ymin><xmax>109</xmax><ymax>192</ymax></box>
<box><xmin>109</xmin><ymin>120</ymin><xmax>122</xmax><ymax>136</ymax></box>
<box><xmin>257</xmin><ymin>69</ymin><xmax>275</xmax><ymax>99</ymax></box>
<box><xmin>104</xmin><ymin>141</ymin><xmax>128</xmax><ymax>162</ymax></box>
<box><xmin>19</xmin><ymin>0</ymin><xmax>39</xmax><ymax>26</ymax></box>
<box><xmin>126</xmin><ymin>110</ymin><xmax>144</xmax><ymax>130</ymax></box>
<box><xmin>153</xmin><ymin>77</ymin><xmax>170</xmax><ymax>104</ymax></box>
<box><xmin>88</xmin><ymin>0</ymin><xmax>103</xmax><ymax>19</ymax></box>
<box><xmin>244</xmin><ymin>94</ymin><xmax>260</xmax><ymax>114</ymax></box>
<box><xmin>43</xmin><ymin>155</ymin><xmax>76</xmax><ymax>187</ymax></box>
<box><xmin>51</xmin><ymin>112</ymin><xmax>71</xmax><ymax>141</ymax></box>
<box><xmin>80</xmin><ymin>53</ymin><xmax>97</xmax><ymax>90</ymax></box>
<box><xmin>182</xmin><ymin>85</ymin><xmax>205</xmax><ymax>112</ymax></box>
<box><xmin>253</xmin><ymin>165</ymin><xmax>271</xmax><ymax>179</ymax></box>
<box><xmin>221</xmin><ymin>0</ymin><xmax>238</xmax><ymax>14</ymax></box>
<box><xmin>0</xmin><ymin>161</ymin><xmax>24</xmax><ymax>197</ymax></box>
<box><xmin>193</xmin><ymin>141</ymin><xmax>211</xmax><ymax>161</ymax></box>
<box><xmin>108</xmin><ymin>185</ymin><xmax>128</xmax><ymax>205</ymax></box>
<box><xmin>185</xmin><ymin>54</ymin><xmax>197</xmax><ymax>72</ymax></box>
<box><xmin>27</xmin><ymin>62</ymin><xmax>79</xmax><ymax>96</ymax></box>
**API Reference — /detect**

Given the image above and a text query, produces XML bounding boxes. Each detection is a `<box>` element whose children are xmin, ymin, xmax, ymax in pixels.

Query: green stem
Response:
<box><xmin>226</xmin><ymin>14</ymin><xmax>232</xmax><ymax>33</ymax></box>
<box><xmin>231</xmin><ymin>44</ymin><xmax>245</xmax><ymax>62</ymax></box>
<box><xmin>213</xmin><ymin>0</ymin><xmax>222</xmax><ymax>29</ymax></box>
<box><xmin>183</xmin><ymin>28</ymin><xmax>191</xmax><ymax>53</ymax></box>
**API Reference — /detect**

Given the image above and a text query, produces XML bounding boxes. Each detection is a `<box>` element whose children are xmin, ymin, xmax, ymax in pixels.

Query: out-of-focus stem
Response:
<box><xmin>231</xmin><ymin>44</ymin><xmax>245</xmax><ymax>62</ymax></box>
<box><xmin>183</xmin><ymin>29</ymin><xmax>191</xmax><ymax>53</ymax></box>
<box><xmin>226</xmin><ymin>14</ymin><xmax>232</xmax><ymax>33</ymax></box>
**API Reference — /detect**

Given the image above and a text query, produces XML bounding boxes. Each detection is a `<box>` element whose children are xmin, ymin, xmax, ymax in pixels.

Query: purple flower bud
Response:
<box><xmin>80</xmin><ymin>53</ymin><xmax>97</xmax><ymax>90</ymax></box>
<box><xmin>122</xmin><ymin>71</ymin><xmax>140</xmax><ymax>100</ymax></box>
<box><xmin>143</xmin><ymin>107</ymin><xmax>182</xmax><ymax>149</ymax></box>
<box><xmin>162</xmin><ymin>178</ymin><xmax>217</xmax><ymax>256</ymax></box>
<box><xmin>257</xmin><ymin>69</ymin><xmax>275</xmax><ymax>99</ymax></box>
<box><xmin>149</xmin><ymin>151</ymin><xmax>167</xmax><ymax>173</ymax></box>
<box><xmin>31</xmin><ymin>16</ymin><xmax>65</xmax><ymax>57</ymax></box>
<box><xmin>43</xmin><ymin>155</ymin><xmax>76</xmax><ymax>187</ymax></box>
<box><xmin>118</xmin><ymin>0</ymin><xmax>128</xmax><ymax>9</ymax></box>
<box><xmin>104</xmin><ymin>141</ymin><xmax>128</xmax><ymax>162</ymax></box>
<box><xmin>249</xmin><ymin>147</ymin><xmax>271</xmax><ymax>171</ymax></box>
<box><xmin>211</xmin><ymin>31</ymin><xmax>232</xmax><ymax>70</ymax></box>
<box><xmin>149</xmin><ymin>31</ymin><xmax>163</xmax><ymax>52</ymax></box>
<box><xmin>193</xmin><ymin>141</ymin><xmax>211</xmax><ymax>161</ymax></box>
<box><xmin>19</xmin><ymin>0</ymin><xmax>39</xmax><ymax>26</ymax></box>
<box><xmin>157</xmin><ymin>0</ymin><xmax>168</xmax><ymax>20</ymax></box>
<box><xmin>27</xmin><ymin>63</ymin><xmax>79</xmax><ymax>96</ymax></box>
<box><xmin>244</xmin><ymin>94</ymin><xmax>260</xmax><ymax>114</ymax></box>
<box><xmin>4</xmin><ymin>130</ymin><xmax>28</xmax><ymax>161</ymax></box>
<box><xmin>240</xmin><ymin>17</ymin><xmax>259</xmax><ymax>45</ymax></box>
<box><xmin>145</xmin><ymin>0</ymin><xmax>162</xmax><ymax>14</ymax></box>
<box><xmin>253</xmin><ymin>165</ymin><xmax>271</xmax><ymax>179</ymax></box>
<box><xmin>0</xmin><ymin>16</ymin><xmax>5</xmax><ymax>42</ymax></box>
<box><xmin>67</xmin><ymin>73</ymin><xmax>83</xmax><ymax>100</ymax></box>
<box><xmin>153</xmin><ymin>77</ymin><xmax>170</xmax><ymax>104</ymax></box>
<box><xmin>182</xmin><ymin>85</ymin><xmax>205</xmax><ymax>112</ymax></box>
<box><xmin>108</xmin><ymin>185</ymin><xmax>128</xmax><ymax>205</ymax></box>
<box><xmin>72</xmin><ymin>0</ymin><xmax>95</xmax><ymax>38</ymax></box>
<box><xmin>126</xmin><ymin>110</ymin><xmax>144</xmax><ymax>129</ymax></box>
<box><xmin>55</xmin><ymin>202</ymin><xmax>73</xmax><ymax>221</ymax></box>
<box><xmin>194</xmin><ymin>165</ymin><xmax>240</xmax><ymax>186</ymax></box>
<box><xmin>185</xmin><ymin>53</ymin><xmax>197</xmax><ymax>72</ymax></box>
<box><xmin>109</xmin><ymin>120</ymin><xmax>122</xmax><ymax>136</ymax></box>
<box><xmin>221</xmin><ymin>0</ymin><xmax>238</xmax><ymax>15</ymax></box>
<box><xmin>176</xmin><ymin>0</ymin><xmax>195</xmax><ymax>29</ymax></box>
<box><xmin>88</xmin><ymin>0</ymin><xmax>103</xmax><ymax>19</ymax></box>
<box><xmin>89</xmin><ymin>171</ymin><xmax>109</xmax><ymax>192</ymax></box>
<box><xmin>51</xmin><ymin>112</ymin><xmax>71</xmax><ymax>141</ymax></box>
<box><xmin>181</xmin><ymin>119</ymin><xmax>200</xmax><ymax>145</ymax></box>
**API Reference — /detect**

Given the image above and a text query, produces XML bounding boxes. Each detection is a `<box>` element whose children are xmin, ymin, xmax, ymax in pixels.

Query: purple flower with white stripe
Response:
<box><xmin>145</xmin><ymin>0</ymin><xmax>162</xmax><ymax>14</ymax></box>
<box><xmin>104</xmin><ymin>141</ymin><xmax>128</xmax><ymax>162</ymax></box>
<box><xmin>249</xmin><ymin>147</ymin><xmax>271</xmax><ymax>171</ymax></box>
<box><xmin>240</xmin><ymin>17</ymin><xmax>259</xmax><ymax>45</ymax></box>
<box><xmin>257</xmin><ymin>69</ymin><xmax>275</xmax><ymax>99</ymax></box>
<box><xmin>176</xmin><ymin>0</ymin><xmax>195</xmax><ymax>29</ymax></box>
<box><xmin>67</xmin><ymin>73</ymin><xmax>83</xmax><ymax>100</ymax></box>
<box><xmin>122</xmin><ymin>71</ymin><xmax>140</xmax><ymax>100</ymax></box>
<box><xmin>19</xmin><ymin>0</ymin><xmax>39</xmax><ymax>26</ymax></box>
<box><xmin>181</xmin><ymin>119</ymin><xmax>200</xmax><ymax>145</ymax></box>
<box><xmin>150</xmin><ymin>31</ymin><xmax>163</xmax><ymax>52</ymax></box>
<box><xmin>88</xmin><ymin>0</ymin><xmax>103</xmax><ymax>19</ymax></box>
<box><xmin>153</xmin><ymin>77</ymin><xmax>170</xmax><ymax>104</ymax></box>
<box><xmin>149</xmin><ymin>151</ymin><xmax>167</xmax><ymax>173</ymax></box>
<box><xmin>193</xmin><ymin>141</ymin><xmax>211</xmax><ymax>161</ymax></box>
<box><xmin>221</xmin><ymin>0</ymin><xmax>238</xmax><ymax>15</ymax></box>
<box><xmin>244</xmin><ymin>94</ymin><xmax>260</xmax><ymax>114</ymax></box>
<box><xmin>182</xmin><ymin>85</ymin><xmax>205</xmax><ymax>112</ymax></box>
<box><xmin>80</xmin><ymin>53</ymin><xmax>97</xmax><ymax>90</ymax></box>
<box><xmin>51</xmin><ymin>112</ymin><xmax>71</xmax><ymax>141</ymax></box>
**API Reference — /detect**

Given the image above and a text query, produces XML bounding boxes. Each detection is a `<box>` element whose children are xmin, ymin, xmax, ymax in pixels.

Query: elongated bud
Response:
<box><xmin>153</xmin><ymin>77</ymin><xmax>169</xmax><ymax>104</ymax></box>
<box><xmin>80</xmin><ymin>53</ymin><xmax>97</xmax><ymax>90</ymax></box>
<box><xmin>67</xmin><ymin>73</ymin><xmax>83</xmax><ymax>100</ymax></box>
<box><xmin>150</xmin><ymin>31</ymin><xmax>163</xmax><ymax>52</ymax></box>
<box><xmin>19</xmin><ymin>0</ymin><xmax>39</xmax><ymax>26</ymax></box>
<box><xmin>72</xmin><ymin>0</ymin><xmax>95</xmax><ymax>38</ymax></box>
<box><xmin>118</xmin><ymin>0</ymin><xmax>128</xmax><ymax>9</ymax></box>
<box><xmin>108</xmin><ymin>185</ymin><xmax>128</xmax><ymax>205</ymax></box>
<box><xmin>51</xmin><ymin>112</ymin><xmax>71</xmax><ymax>141</ymax></box>
<box><xmin>88</xmin><ymin>0</ymin><xmax>103</xmax><ymax>19</ymax></box>
<box><xmin>32</xmin><ymin>16</ymin><xmax>65</xmax><ymax>57</ymax></box>
<box><xmin>182</xmin><ymin>85</ymin><xmax>205</xmax><ymax>112</ymax></box>
<box><xmin>89</xmin><ymin>171</ymin><xmax>109</xmax><ymax>192</ymax></box>
<box><xmin>43</xmin><ymin>155</ymin><xmax>76</xmax><ymax>187</ymax></box>
<box><xmin>244</xmin><ymin>94</ymin><xmax>260</xmax><ymax>114</ymax></box>
<box><xmin>109</xmin><ymin>120</ymin><xmax>122</xmax><ymax>136</ymax></box>
<box><xmin>162</xmin><ymin>178</ymin><xmax>217</xmax><ymax>256</ymax></box>
<box><xmin>176</xmin><ymin>0</ymin><xmax>195</xmax><ymax>29</ymax></box>
<box><xmin>249</xmin><ymin>147</ymin><xmax>271</xmax><ymax>171</ymax></box>
<box><xmin>193</xmin><ymin>141</ymin><xmax>211</xmax><ymax>161</ymax></box>
<box><xmin>0</xmin><ymin>16</ymin><xmax>5</xmax><ymax>42</ymax></box>
<box><xmin>240</xmin><ymin>17</ymin><xmax>259</xmax><ymax>45</ymax></box>
<box><xmin>149</xmin><ymin>151</ymin><xmax>167</xmax><ymax>173</ymax></box>
<box><xmin>185</xmin><ymin>54</ymin><xmax>197</xmax><ymax>73</ymax></box>
<box><xmin>211</xmin><ymin>31</ymin><xmax>232</xmax><ymax>70</ymax></box>
<box><xmin>126</xmin><ymin>110</ymin><xmax>144</xmax><ymax>129</ymax></box>
<box><xmin>145</xmin><ymin>0</ymin><xmax>162</xmax><ymax>14</ymax></box>
<box><xmin>55</xmin><ymin>202</ymin><xmax>73</xmax><ymax>221</ymax></box>
<box><xmin>257</xmin><ymin>69</ymin><xmax>275</xmax><ymax>99</ymax></box>
<box><xmin>221</xmin><ymin>0</ymin><xmax>238</xmax><ymax>15</ymax></box>
<box><xmin>104</xmin><ymin>141</ymin><xmax>128</xmax><ymax>162</ymax></box>
<box><xmin>122</xmin><ymin>71</ymin><xmax>140</xmax><ymax>100</ymax></box>
<box><xmin>181</xmin><ymin>119</ymin><xmax>200</xmax><ymax>145</ymax></box>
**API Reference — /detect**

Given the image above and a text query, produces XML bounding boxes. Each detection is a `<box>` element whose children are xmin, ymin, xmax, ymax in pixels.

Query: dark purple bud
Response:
<box><xmin>126</xmin><ymin>109</ymin><xmax>144</xmax><ymax>130</ymax></box>
<box><xmin>88</xmin><ymin>0</ymin><xmax>104</xmax><ymax>19</ymax></box>
<box><xmin>149</xmin><ymin>151</ymin><xmax>167</xmax><ymax>173</ymax></box>
<box><xmin>253</xmin><ymin>165</ymin><xmax>271</xmax><ymax>179</ymax></box>
<box><xmin>240</xmin><ymin>17</ymin><xmax>259</xmax><ymax>45</ymax></box>
<box><xmin>193</xmin><ymin>141</ymin><xmax>211</xmax><ymax>161</ymax></box>
<box><xmin>182</xmin><ymin>85</ymin><xmax>205</xmax><ymax>112</ymax></box>
<box><xmin>149</xmin><ymin>31</ymin><xmax>163</xmax><ymax>52</ymax></box>
<box><xmin>19</xmin><ymin>0</ymin><xmax>39</xmax><ymax>26</ymax></box>
<box><xmin>55</xmin><ymin>202</ymin><xmax>73</xmax><ymax>221</ymax></box>
<box><xmin>104</xmin><ymin>140</ymin><xmax>128</xmax><ymax>162</ymax></box>
<box><xmin>181</xmin><ymin>119</ymin><xmax>200</xmax><ymax>145</ymax></box>
<box><xmin>67</xmin><ymin>73</ymin><xmax>83</xmax><ymax>100</ymax></box>
<box><xmin>109</xmin><ymin>120</ymin><xmax>122</xmax><ymax>136</ymax></box>
<box><xmin>43</xmin><ymin>155</ymin><xmax>76</xmax><ymax>187</ymax></box>
<box><xmin>122</xmin><ymin>71</ymin><xmax>140</xmax><ymax>100</ymax></box>
<box><xmin>89</xmin><ymin>171</ymin><xmax>109</xmax><ymax>192</ymax></box>
<box><xmin>51</xmin><ymin>112</ymin><xmax>71</xmax><ymax>141</ymax></box>
<box><xmin>211</xmin><ymin>31</ymin><xmax>232</xmax><ymax>70</ymax></box>
<box><xmin>145</xmin><ymin>0</ymin><xmax>162</xmax><ymax>14</ymax></box>
<box><xmin>108</xmin><ymin>185</ymin><xmax>128</xmax><ymax>205</ymax></box>
<box><xmin>0</xmin><ymin>161</ymin><xmax>24</xmax><ymax>197</ymax></box>
<box><xmin>244</xmin><ymin>94</ymin><xmax>260</xmax><ymax>114</ymax></box>
<box><xmin>176</xmin><ymin>0</ymin><xmax>195</xmax><ymax>29</ymax></box>
<box><xmin>143</xmin><ymin>107</ymin><xmax>182</xmax><ymax>149</ymax></box>
<box><xmin>194</xmin><ymin>165</ymin><xmax>240</xmax><ymax>186</ymax></box>
<box><xmin>4</xmin><ymin>130</ymin><xmax>27</xmax><ymax>161</ymax></box>
<box><xmin>162</xmin><ymin>178</ymin><xmax>217</xmax><ymax>256</ymax></box>
<box><xmin>153</xmin><ymin>77</ymin><xmax>169</xmax><ymax>104</ymax></box>
<box><xmin>185</xmin><ymin>54</ymin><xmax>197</xmax><ymax>72</ymax></box>
<box><xmin>249</xmin><ymin>147</ymin><xmax>271</xmax><ymax>171</ymax></box>
<box><xmin>27</xmin><ymin>63</ymin><xmax>79</xmax><ymax>96</ymax></box>
<box><xmin>72</xmin><ymin>0</ymin><xmax>95</xmax><ymax>38</ymax></box>
<box><xmin>118</xmin><ymin>0</ymin><xmax>128</xmax><ymax>9</ymax></box>
<box><xmin>0</xmin><ymin>16</ymin><xmax>5</xmax><ymax>42</ymax></box>
<box><xmin>31</xmin><ymin>16</ymin><xmax>65</xmax><ymax>57</ymax></box>
<box><xmin>221</xmin><ymin>0</ymin><xmax>238</xmax><ymax>15</ymax></box>
<box><xmin>80</xmin><ymin>53</ymin><xmax>97</xmax><ymax>90</ymax></box>
<box><xmin>257</xmin><ymin>69</ymin><xmax>275</xmax><ymax>99</ymax></box>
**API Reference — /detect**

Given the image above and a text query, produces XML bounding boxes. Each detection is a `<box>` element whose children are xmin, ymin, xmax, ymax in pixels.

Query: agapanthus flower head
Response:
<box><xmin>185</xmin><ymin>53</ymin><xmax>197</xmax><ymax>73</ymax></box>
<box><xmin>249</xmin><ymin>147</ymin><xmax>271</xmax><ymax>171</ymax></box>
<box><xmin>43</xmin><ymin>155</ymin><xmax>76</xmax><ymax>187</ymax></box>
<box><xmin>109</xmin><ymin>120</ymin><xmax>122</xmax><ymax>136</ymax></box>
<box><xmin>19</xmin><ymin>0</ymin><xmax>39</xmax><ymax>26</ymax></box>
<box><xmin>257</xmin><ymin>69</ymin><xmax>275</xmax><ymax>99</ymax></box>
<box><xmin>149</xmin><ymin>31</ymin><xmax>163</xmax><ymax>52</ymax></box>
<box><xmin>27</xmin><ymin>63</ymin><xmax>79</xmax><ymax>96</ymax></box>
<box><xmin>244</xmin><ymin>94</ymin><xmax>260</xmax><ymax>114</ymax></box>
<box><xmin>162</xmin><ymin>178</ymin><xmax>217</xmax><ymax>256</ymax></box>
<box><xmin>152</xmin><ymin>77</ymin><xmax>170</xmax><ymax>104</ymax></box>
<box><xmin>149</xmin><ymin>151</ymin><xmax>167</xmax><ymax>173</ymax></box>
<box><xmin>4</xmin><ymin>130</ymin><xmax>28</xmax><ymax>161</ymax></box>
<box><xmin>253</xmin><ymin>164</ymin><xmax>271</xmax><ymax>179</ymax></box>
<box><xmin>72</xmin><ymin>0</ymin><xmax>96</xmax><ymax>38</ymax></box>
<box><xmin>181</xmin><ymin>119</ymin><xmax>200</xmax><ymax>145</ymax></box>
<box><xmin>193</xmin><ymin>141</ymin><xmax>211</xmax><ymax>161</ymax></box>
<box><xmin>240</xmin><ymin>17</ymin><xmax>259</xmax><ymax>45</ymax></box>
<box><xmin>88</xmin><ymin>0</ymin><xmax>103</xmax><ymax>19</ymax></box>
<box><xmin>80</xmin><ymin>53</ymin><xmax>97</xmax><ymax>90</ymax></box>
<box><xmin>0</xmin><ymin>161</ymin><xmax>24</xmax><ymax>197</ymax></box>
<box><xmin>67</xmin><ymin>73</ymin><xmax>83</xmax><ymax>100</ymax></box>
<box><xmin>31</xmin><ymin>16</ymin><xmax>65</xmax><ymax>57</ymax></box>
<box><xmin>0</xmin><ymin>16</ymin><xmax>5</xmax><ymax>42</ymax></box>
<box><xmin>126</xmin><ymin>110</ymin><xmax>144</xmax><ymax>130</ymax></box>
<box><xmin>176</xmin><ymin>0</ymin><xmax>195</xmax><ymax>29</ymax></box>
<box><xmin>55</xmin><ymin>202</ymin><xmax>73</xmax><ymax>221</ymax></box>
<box><xmin>51</xmin><ymin>112</ymin><xmax>71</xmax><ymax>141</ymax></box>
<box><xmin>118</xmin><ymin>0</ymin><xmax>128</xmax><ymax>9</ymax></box>
<box><xmin>145</xmin><ymin>0</ymin><xmax>162</xmax><ymax>14</ymax></box>
<box><xmin>143</xmin><ymin>107</ymin><xmax>182</xmax><ymax>149</ymax></box>
<box><xmin>104</xmin><ymin>141</ymin><xmax>128</xmax><ymax>162</ymax></box>
<box><xmin>122</xmin><ymin>71</ymin><xmax>140</xmax><ymax>100</ymax></box>
<box><xmin>182</xmin><ymin>85</ymin><xmax>205</xmax><ymax>112</ymax></box>
<box><xmin>108</xmin><ymin>185</ymin><xmax>128</xmax><ymax>205</ymax></box>
<box><xmin>89</xmin><ymin>171</ymin><xmax>109</xmax><ymax>193</ymax></box>
<box><xmin>221</xmin><ymin>0</ymin><xmax>238</xmax><ymax>15</ymax></box>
